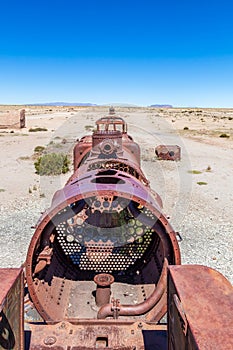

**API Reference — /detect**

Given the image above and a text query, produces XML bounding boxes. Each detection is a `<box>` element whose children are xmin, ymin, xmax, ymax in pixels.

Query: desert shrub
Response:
<box><xmin>228</xmin><ymin>117</ymin><xmax>233</xmax><ymax>120</ymax></box>
<box><xmin>219</xmin><ymin>133</ymin><xmax>230</xmax><ymax>138</ymax></box>
<box><xmin>85</xmin><ymin>125</ymin><xmax>94</xmax><ymax>131</ymax></box>
<box><xmin>34</xmin><ymin>146</ymin><xmax>45</xmax><ymax>153</ymax></box>
<box><xmin>183</xmin><ymin>126</ymin><xmax>189</xmax><ymax>130</ymax></box>
<box><xmin>197</xmin><ymin>181</ymin><xmax>208</xmax><ymax>186</ymax></box>
<box><xmin>19</xmin><ymin>156</ymin><xmax>30</xmax><ymax>160</ymax></box>
<box><xmin>188</xmin><ymin>170</ymin><xmax>202</xmax><ymax>174</ymax></box>
<box><xmin>34</xmin><ymin>153</ymin><xmax>70</xmax><ymax>175</ymax></box>
<box><xmin>29</xmin><ymin>127</ymin><xmax>48</xmax><ymax>132</ymax></box>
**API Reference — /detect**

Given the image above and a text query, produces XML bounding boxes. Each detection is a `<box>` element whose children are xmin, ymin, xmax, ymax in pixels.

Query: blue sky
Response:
<box><xmin>0</xmin><ymin>0</ymin><xmax>233</xmax><ymax>107</ymax></box>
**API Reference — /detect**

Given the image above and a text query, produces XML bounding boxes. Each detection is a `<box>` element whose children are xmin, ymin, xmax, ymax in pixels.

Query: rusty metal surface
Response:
<box><xmin>0</xmin><ymin>109</ymin><xmax>25</xmax><ymax>129</ymax></box>
<box><xmin>97</xmin><ymin>259</ymin><xmax>168</xmax><ymax>320</ymax></box>
<box><xmin>0</xmin><ymin>268</ymin><xmax>24</xmax><ymax>350</ymax></box>
<box><xmin>94</xmin><ymin>273</ymin><xmax>115</xmax><ymax>306</ymax></box>
<box><xmin>168</xmin><ymin>265</ymin><xmax>233</xmax><ymax>350</ymax></box>
<box><xmin>26</xmin><ymin>111</ymin><xmax>180</xmax><ymax>330</ymax></box>
<box><xmin>25</xmin><ymin>169</ymin><xmax>180</xmax><ymax>322</ymax></box>
<box><xmin>73</xmin><ymin>135</ymin><xmax>92</xmax><ymax>170</ymax></box>
<box><xmin>155</xmin><ymin>145</ymin><xmax>181</xmax><ymax>161</ymax></box>
<box><xmin>27</xmin><ymin>320</ymin><xmax>167</xmax><ymax>350</ymax></box>
<box><xmin>20</xmin><ymin>109</ymin><xmax>26</xmax><ymax>128</ymax></box>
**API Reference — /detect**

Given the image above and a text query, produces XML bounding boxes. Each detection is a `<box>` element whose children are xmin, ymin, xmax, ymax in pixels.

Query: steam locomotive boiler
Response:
<box><xmin>24</xmin><ymin>108</ymin><xmax>181</xmax><ymax>348</ymax></box>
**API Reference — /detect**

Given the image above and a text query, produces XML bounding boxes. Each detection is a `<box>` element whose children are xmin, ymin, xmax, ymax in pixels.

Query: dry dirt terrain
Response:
<box><xmin>0</xmin><ymin>106</ymin><xmax>232</xmax><ymax>283</ymax></box>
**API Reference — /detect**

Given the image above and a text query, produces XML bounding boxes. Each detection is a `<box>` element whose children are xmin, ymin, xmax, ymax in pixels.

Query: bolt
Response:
<box><xmin>138</xmin><ymin>322</ymin><xmax>143</xmax><ymax>329</ymax></box>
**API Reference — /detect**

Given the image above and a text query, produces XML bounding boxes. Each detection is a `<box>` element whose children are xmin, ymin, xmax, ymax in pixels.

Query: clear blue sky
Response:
<box><xmin>0</xmin><ymin>0</ymin><xmax>233</xmax><ymax>107</ymax></box>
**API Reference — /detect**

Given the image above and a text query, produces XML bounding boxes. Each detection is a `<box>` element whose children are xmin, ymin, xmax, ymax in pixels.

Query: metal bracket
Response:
<box><xmin>176</xmin><ymin>232</ymin><xmax>183</xmax><ymax>242</ymax></box>
<box><xmin>111</xmin><ymin>298</ymin><xmax>120</xmax><ymax>319</ymax></box>
<box><xmin>173</xmin><ymin>294</ymin><xmax>188</xmax><ymax>336</ymax></box>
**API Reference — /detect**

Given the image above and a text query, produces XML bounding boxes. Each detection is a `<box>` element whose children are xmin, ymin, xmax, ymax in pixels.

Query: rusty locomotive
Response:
<box><xmin>0</xmin><ymin>108</ymin><xmax>232</xmax><ymax>349</ymax></box>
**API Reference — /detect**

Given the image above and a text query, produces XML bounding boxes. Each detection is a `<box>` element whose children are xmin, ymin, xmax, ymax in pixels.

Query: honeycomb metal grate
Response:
<box><xmin>56</xmin><ymin>222</ymin><xmax>153</xmax><ymax>273</ymax></box>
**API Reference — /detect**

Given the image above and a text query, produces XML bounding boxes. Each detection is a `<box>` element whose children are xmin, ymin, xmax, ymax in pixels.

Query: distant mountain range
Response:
<box><xmin>26</xmin><ymin>102</ymin><xmax>97</xmax><ymax>106</ymax></box>
<box><xmin>26</xmin><ymin>102</ymin><xmax>138</xmax><ymax>107</ymax></box>
<box><xmin>149</xmin><ymin>104</ymin><xmax>173</xmax><ymax>108</ymax></box>
<box><xmin>25</xmin><ymin>102</ymin><xmax>173</xmax><ymax>108</ymax></box>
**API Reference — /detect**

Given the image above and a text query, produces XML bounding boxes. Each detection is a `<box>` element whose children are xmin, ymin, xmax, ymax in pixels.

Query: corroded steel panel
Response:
<box><xmin>168</xmin><ymin>265</ymin><xmax>233</xmax><ymax>350</ymax></box>
<box><xmin>0</xmin><ymin>268</ymin><xmax>24</xmax><ymax>350</ymax></box>
<box><xmin>28</xmin><ymin>320</ymin><xmax>167</xmax><ymax>350</ymax></box>
<box><xmin>0</xmin><ymin>109</ymin><xmax>25</xmax><ymax>129</ymax></box>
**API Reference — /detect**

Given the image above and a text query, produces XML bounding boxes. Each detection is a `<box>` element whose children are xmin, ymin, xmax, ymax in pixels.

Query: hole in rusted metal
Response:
<box><xmin>96</xmin><ymin>336</ymin><xmax>108</xmax><ymax>348</ymax></box>
<box><xmin>91</xmin><ymin>177</ymin><xmax>125</xmax><ymax>184</ymax></box>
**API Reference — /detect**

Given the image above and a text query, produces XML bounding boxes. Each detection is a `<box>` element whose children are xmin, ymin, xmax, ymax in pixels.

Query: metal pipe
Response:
<box><xmin>97</xmin><ymin>259</ymin><xmax>168</xmax><ymax>319</ymax></box>
<box><xmin>94</xmin><ymin>273</ymin><xmax>114</xmax><ymax>307</ymax></box>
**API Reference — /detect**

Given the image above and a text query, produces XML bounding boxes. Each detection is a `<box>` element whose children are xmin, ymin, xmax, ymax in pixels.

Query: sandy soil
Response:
<box><xmin>0</xmin><ymin>106</ymin><xmax>232</xmax><ymax>282</ymax></box>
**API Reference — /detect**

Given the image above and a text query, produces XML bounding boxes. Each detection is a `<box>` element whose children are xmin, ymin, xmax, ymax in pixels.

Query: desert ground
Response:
<box><xmin>0</xmin><ymin>105</ymin><xmax>232</xmax><ymax>283</ymax></box>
